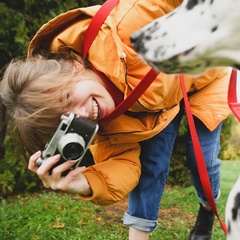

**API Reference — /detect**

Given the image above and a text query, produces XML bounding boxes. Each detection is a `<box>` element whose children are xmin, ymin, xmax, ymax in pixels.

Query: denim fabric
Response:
<box><xmin>123</xmin><ymin>104</ymin><xmax>223</xmax><ymax>232</ymax></box>
<box><xmin>123</xmin><ymin>212</ymin><xmax>158</xmax><ymax>232</ymax></box>
<box><xmin>185</xmin><ymin>116</ymin><xmax>222</xmax><ymax>204</ymax></box>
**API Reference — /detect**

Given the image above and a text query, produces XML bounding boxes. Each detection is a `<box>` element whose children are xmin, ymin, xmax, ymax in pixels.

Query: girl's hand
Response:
<box><xmin>28</xmin><ymin>151</ymin><xmax>92</xmax><ymax>196</ymax></box>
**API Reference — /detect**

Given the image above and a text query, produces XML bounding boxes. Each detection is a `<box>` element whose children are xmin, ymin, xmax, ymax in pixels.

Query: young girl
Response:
<box><xmin>0</xmin><ymin>0</ymin><xmax>231</xmax><ymax>239</ymax></box>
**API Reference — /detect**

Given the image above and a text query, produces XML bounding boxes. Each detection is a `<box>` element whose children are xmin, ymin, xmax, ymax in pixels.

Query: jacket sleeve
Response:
<box><xmin>80</xmin><ymin>135</ymin><xmax>141</xmax><ymax>205</ymax></box>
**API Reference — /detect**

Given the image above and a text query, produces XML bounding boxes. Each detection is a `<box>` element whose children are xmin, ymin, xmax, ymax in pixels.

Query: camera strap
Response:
<box><xmin>82</xmin><ymin>0</ymin><xmax>120</xmax><ymax>59</ymax></box>
<box><xmin>82</xmin><ymin>0</ymin><xmax>159</xmax><ymax>124</ymax></box>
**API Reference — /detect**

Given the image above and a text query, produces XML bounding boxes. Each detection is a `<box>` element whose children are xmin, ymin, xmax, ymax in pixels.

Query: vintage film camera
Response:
<box><xmin>35</xmin><ymin>112</ymin><xmax>99</xmax><ymax>175</ymax></box>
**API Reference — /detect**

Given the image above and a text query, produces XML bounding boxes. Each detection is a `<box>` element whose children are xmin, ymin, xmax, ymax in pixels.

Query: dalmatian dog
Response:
<box><xmin>225</xmin><ymin>176</ymin><xmax>240</xmax><ymax>240</ymax></box>
<box><xmin>130</xmin><ymin>0</ymin><xmax>240</xmax><ymax>75</ymax></box>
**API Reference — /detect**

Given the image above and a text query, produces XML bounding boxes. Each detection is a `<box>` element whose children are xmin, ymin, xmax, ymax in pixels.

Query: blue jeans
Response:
<box><xmin>123</xmin><ymin>104</ymin><xmax>222</xmax><ymax>232</ymax></box>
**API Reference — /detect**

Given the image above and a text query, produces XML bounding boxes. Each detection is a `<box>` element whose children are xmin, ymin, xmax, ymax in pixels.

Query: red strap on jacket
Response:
<box><xmin>99</xmin><ymin>68</ymin><xmax>159</xmax><ymax>124</ymax></box>
<box><xmin>82</xmin><ymin>0</ymin><xmax>159</xmax><ymax>123</ymax></box>
<box><xmin>82</xmin><ymin>0</ymin><xmax>120</xmax><ymax>58</ymax></box>
<box><xmin>179</xmin><ymin>74</ymin><xmax>227</xmax><ymax>234</ymax></box>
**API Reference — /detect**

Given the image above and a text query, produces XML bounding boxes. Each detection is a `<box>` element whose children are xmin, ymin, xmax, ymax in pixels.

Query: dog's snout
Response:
<box><xmin>130</xmin><ymin>30</ymin><xmax>144</xmax><ymax>44</ymax></box>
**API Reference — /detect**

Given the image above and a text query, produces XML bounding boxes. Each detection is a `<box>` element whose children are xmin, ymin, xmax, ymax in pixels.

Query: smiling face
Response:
<box><xmin>67</xmin><ymin>64</ymin><xmax>115</xmax><ymax>122</ymax></box>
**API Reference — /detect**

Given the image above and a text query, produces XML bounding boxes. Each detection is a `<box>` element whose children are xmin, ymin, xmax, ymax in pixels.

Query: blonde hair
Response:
<box><xmin>1</xmin><ymin>53</ymin><xmax>84</xmax><ymax>157</ymax></box>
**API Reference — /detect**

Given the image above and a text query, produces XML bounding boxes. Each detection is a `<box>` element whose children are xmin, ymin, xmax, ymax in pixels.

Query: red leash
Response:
<box><xmin>228</xmin><ymin>69</ymin><xmax>240</xmax><ymax>122</ymax></box>
<box><xmin>179</xmin><ymin>74</ymin><xmax>227</xmax><ymax>234</ymax></box>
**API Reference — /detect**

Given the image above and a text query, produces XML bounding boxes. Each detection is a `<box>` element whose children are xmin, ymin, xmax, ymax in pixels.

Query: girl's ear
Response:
<box><xmin>73</xmin><ymin>60</ymin><xmax>85</xmax><ymax>73</ymax></box>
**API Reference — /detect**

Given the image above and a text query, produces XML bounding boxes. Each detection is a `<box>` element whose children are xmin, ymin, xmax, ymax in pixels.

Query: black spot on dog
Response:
<box><xmin>162</xmin><ymin>32</ymin><xmax>167</xmax><ymax>37</ymax></box>
<box><xmin>232</xmin><ymin>193</ymin><xmax>240</xmax><ymax>220</ymax></box>
<box><xmin>186</xmin><ymin>0</ymin><xmax>206</xmax><ymax>10</ymax></box>
<box><xmin>145</xmin><ymin>35</ymin><xmax>152</xmax><ymax>41</ymax></box>
<box><xmin>166</xmin><ymin>12</ymin><xmax>176</xmax><ymax>19</ymax></box>
<box><xmin>211</xmin><ymin>26</ymin><xmax>218</xmax><ymax>32</ymax></box>
<box><xmin>206</xmin><ymin>60</ymin><xmax>211</xmax><ymax>66</ymax></box>
<box><xmin>228</xmin><ymin>220</ymin><xmax>231</xmax><ymax>234</ymax></box>
<box><xmin>234</xmin><ymin>64</ymin><xmax>240</xmax><ymax>70</ymax></box>
<box><xmin>131</xmin><ymin>31</ymin><xmax>144</xmax><ymax>44</ymax></box>
<box><xmin>181</xmin><ymin>47</ymin><xmax>196</xmax><ymax>56</ymax></box>
<box><xmin>130</xmin><ymin>31</ymin><xmax>148</xmax><ymax>54</ymax></box>
<box><xmin>186</xmin><ymin>0</ymin><xmax>199</xmax><ymax>10</ymax></box>
<box><xmin>149</xmin><ymin>22</ymin><xmax>160</xmax><ymax>33</ymax></box>
<box><xmin>195</xmin><ymin>63</ymin><xmax>202</xmax><ymax>68</ymax></box>
<box><xmin>155</xmin><ymin>46</ymin><xmax>165</xmax><ymax>58</ymax></box>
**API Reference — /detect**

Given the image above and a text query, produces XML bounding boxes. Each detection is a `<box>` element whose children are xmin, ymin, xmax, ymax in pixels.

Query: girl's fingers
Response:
<box><xmin>36</xmin><ymin>154</ymin><xmax>61</xmax><ymax>176</ymax></box>
<box><xmin>28</xmin><ymin>150</ymin><xmax>41</xmax><ymax>172</ymax></box>
<box><xmin>28</xmin><ymin>151</ymin><xmax>87</xmax><ymax>191</ymax></box>
<box><xmin>50</xmin><ymin>160</ymin><xmax>79</xmax><ymax>176</ymax></box>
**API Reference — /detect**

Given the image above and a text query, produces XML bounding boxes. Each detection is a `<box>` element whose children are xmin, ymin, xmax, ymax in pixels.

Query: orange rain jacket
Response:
<box><xmin>28</xmin><ymin>0</ymin><xmax>231</xmax><ymax>205</ymax></box>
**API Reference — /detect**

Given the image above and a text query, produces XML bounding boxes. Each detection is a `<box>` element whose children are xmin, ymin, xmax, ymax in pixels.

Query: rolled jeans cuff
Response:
<box><xmin>197</xmin><ymin>189</ymin><xmax>221</xmax><ymax>205</ymax></box>
<box><xmin>123</xmin><ymin>212</ymin><xmax>158</xmax><ymax>232</ymax></box>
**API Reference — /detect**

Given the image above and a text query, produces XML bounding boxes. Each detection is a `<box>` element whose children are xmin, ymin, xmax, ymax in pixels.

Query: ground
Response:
<box><xmin>104</xmin><ymin>196</ymin><xmax>193</xmax><ymax>223</ymax></box>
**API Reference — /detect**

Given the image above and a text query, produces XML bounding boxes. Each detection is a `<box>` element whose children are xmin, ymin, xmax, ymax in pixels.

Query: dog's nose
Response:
<box><xmin>130</xmin><ymin>30</ymin><xmax>144</xmax><ymax>44</ymax></box>
<box><xmin>130</xmin><ymin>30</ymin><xmax>146</xmax><ymax>53</ymax></box>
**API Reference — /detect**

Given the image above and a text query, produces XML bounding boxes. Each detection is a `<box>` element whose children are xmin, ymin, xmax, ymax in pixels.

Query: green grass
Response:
<box><xmin>0</xmin><ymin>160</ymin><xmax>240</xmax><ymax>240</ymax></box>
<box><xmin>0</xmin><ymin>192</ymin><xmax>127</xmax><ymax>240</ymax></box>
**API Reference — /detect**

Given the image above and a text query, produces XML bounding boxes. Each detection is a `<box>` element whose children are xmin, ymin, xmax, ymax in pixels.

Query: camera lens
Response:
<box><xmin>58</xmin><ymin>133</ymin><xmax>86</xmax><ymax>161</ymax></box>
<box><xmin>62</xmin><ymin>142</ymin><xmax>84</xmax><ymax>160</ymax></box>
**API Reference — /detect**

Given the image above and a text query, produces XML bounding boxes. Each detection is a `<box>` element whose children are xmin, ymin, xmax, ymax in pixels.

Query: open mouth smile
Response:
<box><xmin>92</xmin><ymin>99</ymin><xmax>99</xmax><ymax>121</ymax></box>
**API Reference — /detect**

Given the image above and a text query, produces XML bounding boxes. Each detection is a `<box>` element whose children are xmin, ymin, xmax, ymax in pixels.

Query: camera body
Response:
<box><xmin>36</xmin><ymin>112</ymin><xmax>99</xmax><ymax>174</ymax></box>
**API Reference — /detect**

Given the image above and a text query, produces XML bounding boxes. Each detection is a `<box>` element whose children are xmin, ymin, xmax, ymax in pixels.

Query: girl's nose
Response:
<box><xmin>73</xmin><ymin>106</ymin><xmax>89</xmax><ymax>119</ymax></box>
